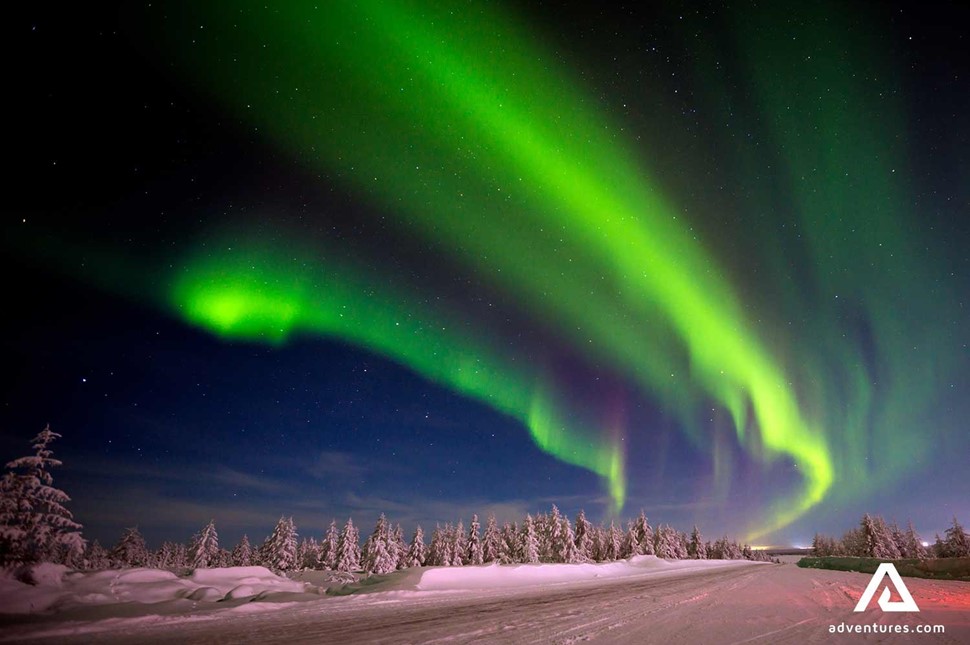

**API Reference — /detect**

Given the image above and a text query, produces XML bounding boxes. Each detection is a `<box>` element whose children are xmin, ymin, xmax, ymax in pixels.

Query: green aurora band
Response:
<box><xmin>171</xmin><ymin>234</ymin><xmax>626</xmax><ymax>509</ymax></box>
<box><xmin>149</xmin><ymin>0</ymin><xmax>846</xmax><ymax>537</ymax></box>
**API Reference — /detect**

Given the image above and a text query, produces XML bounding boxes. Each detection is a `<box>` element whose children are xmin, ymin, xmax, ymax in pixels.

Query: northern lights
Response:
<box><xmin>170</xmin><ymin>233</ymin><xmax>626</xmax><ymax>509</ymax></box>
<box><xmin>4</xmin><ymin>0</ymin><xmax>968</xmax><ymax>547</ymax></box>
<box><xmin>154</xmin><ymin>0</ymin><xmax>835</xmax><ymax>537</ymax></box>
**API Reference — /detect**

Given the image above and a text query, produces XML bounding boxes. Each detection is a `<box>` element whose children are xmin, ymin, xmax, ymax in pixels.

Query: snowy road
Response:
<box><xmin>5</xmin><ymin>561</ymin><xmax>969</xmax><ymax>644</ymax></box>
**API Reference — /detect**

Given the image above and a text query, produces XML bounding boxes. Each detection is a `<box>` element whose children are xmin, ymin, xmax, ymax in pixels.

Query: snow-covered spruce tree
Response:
<box><xmin>653</xmin><ymin>525</ymin><xmax>676</xmax><ymax>559</ymax></box>
<box><xmin>335</xmin><ymin>517</ymin><xmax>361</xmax><ymax>572</ymax></box>
<box><xmin>903</xmin><ymin>521</ymin><xmax>927</xmax><ymax>559</ymax></box>
<box><xmin>499</xmin><ymin>522</ymin><xmax>518</xmax><ymax>564</ymax></box>
<box><xmin>426</xmin><ymin>525</ymin><xmax>445</xmax><ymax>566</ymax></box>
<box><xmin>944</xmin><ymin>516</ymin><xmax>970</xmax><ymax>557</ymax></box>
<box><xmin>466</xmin><ymin>514</ymin><xmax>483</xmax><ymax>565</ymax></box>
<box><xmin>521</xmin><ymin>514</ymin><xmax>540</xmax><ymax>563</ymax></box>
<box><xmin>362</xmin><ymin>513</ymin><xmax>397</xmax><ymax>575</ymax></box>
<box><xmin>558</xmin><ymin>514</ymin><xmax>579</xmax><ymax>563</ymax></box>
<box><xmin>860</xmin><ymin>514</ymin><xmax>900</xmax><ymax>559</ymax></box>
<box><xmin>621</xmin><ymin>521</ymin><xmax>639</xmax><ymax>559</ymax></box>
<box><xmin>688</xmin><ymin>526</ymin><xmax>706</xmax><ymax>559</ymax></box>
<box><xmin>482</xmin><ymin>513</ymin><xmax>500</xmax><ymax>563</ymax></box>
<box><xmin>811</xmin><ymin>533</ymin><xmax>838</xmax><ymax>557</ymax></box>
<box><xmin>392</xmin><ymin>524</ymin><xmax>407</xmax><ymax>569</ymax></box>
<box><xmin>840</xmin><ymin>527</ymin><xmax>865</xmax><ymax>557</ymax></box>
<box><xmin>318</xmin><ymin>520</ymin><xmax>339</xmax><ymax>570</ymax></box>
<box><xmin>84</xmin><ymin>539</ymin><xmax>110</xmax><ymax>570</ymax></box>
<box><xmin>298</xmin><ymin>537</ymin><xmax>320</xmax><ymax>570</ymax></box>
<box><xmin>591</xmin><ymin>524</ymin><xmax>607</xmax><ymax>562</ymax></box>
<box><xmin>111</xmin><ymin>527</ymin><xmax>149</xmax><ymax>567</ymax></box>
<box><xmin>232</xmin><ymin>535</ymin><xmax>253</xmax><ymax>567</ymax></box>
<box><xmin>932</xmin><ymin>533</ymin><xmax>947</xmax><ymax>559</ymax></box>
<box><xmin>543</xmin><ymin>506</ymin><xmax>563</xmax><ymax>563</ymax></box>
<box><xmin>440</xmin><ymin>524</ymin><xmax>456</xmax><ymax>566</ymax></box>
<box><xmin>675</xmin><ymin>532</ymin><xmax>689</xmax><ymax>559</ymax></box>
<box><xmin>573</xmin><ymin>509</ymin><xmax>593</xmax><ymax>562</ymax></box>
<box><xmin>0</xmin><ymin>425</ymin><xmax>85</xmax><ymax>565</ymax></box>
<box><xmin>633</xmin><ymin>510</ymin><xmax>654</xmax><ymax>556</ymax></box>
<box><xmin>450</xmin><ymin>520</ymin><xmax>466</xmax><ymax>566</ymax></box>
<box><xmin>889</xmin><ymin>521</ymin><xmax>907</xmax><ymax>558</ymax></box>
<box><xmin>405</xmin><ymin>525</ymin><xmax>426</xmax><ymax>567</ymax></box>
<box><xmin>606</xmin><ymin>521</ymin><xmax>622</xmax><ymax>561</ymax></box>
<box><xmin>261</xmin><ymin>516</ymin><xmax>298</xmax><ymax>572</ymax></box>
<box><xmin>189</xmin><ymin>519</ymin><xmax>219</xmax><ymax>569</ymax></box>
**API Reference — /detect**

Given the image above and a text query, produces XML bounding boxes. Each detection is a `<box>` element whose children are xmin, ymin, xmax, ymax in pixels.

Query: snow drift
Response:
<box><xmin>0</xmin><ymin>565</ymin><xmax>315</xmax><ymax>615</ymax></box>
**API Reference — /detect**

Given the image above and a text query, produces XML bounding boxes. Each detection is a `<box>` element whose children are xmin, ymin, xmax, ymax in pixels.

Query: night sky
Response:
<box><xmin>3</xmin><ymin>1</ymin><xmax>968</xmax><ymax>549</ymax></box>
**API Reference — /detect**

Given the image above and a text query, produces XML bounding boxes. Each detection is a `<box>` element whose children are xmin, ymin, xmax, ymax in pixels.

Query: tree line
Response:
<box><xmin>80</xmin><ymin>506</ymin><xmax>772</xmax><ymax>576</ymax></box>
<box><xmin>0</xmin><ymin>426</ymin><xmax>772</xmax><ymax>573</ymax></box>
<box><xmin>811</xmin><ymin>513</ymin><xmax>970</xmax><ymax>559</ymax></box>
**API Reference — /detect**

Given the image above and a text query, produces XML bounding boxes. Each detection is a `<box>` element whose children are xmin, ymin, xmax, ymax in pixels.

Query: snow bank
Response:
<box><xmin>417</xmin><ymin>556</ymin><xmax>755</xmax><ymax>591</ymax></box>
<box><xmin>0</xmin><ymin>565</ymin><xmax>316</xmax><ymax>615</ymax></box>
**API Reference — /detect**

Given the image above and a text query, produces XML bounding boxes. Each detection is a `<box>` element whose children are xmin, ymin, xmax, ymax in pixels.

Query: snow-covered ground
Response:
<box><xmin>2</xmin><ymin>558</ymin><xmax>968</xmax><ymax>643</ymax></box>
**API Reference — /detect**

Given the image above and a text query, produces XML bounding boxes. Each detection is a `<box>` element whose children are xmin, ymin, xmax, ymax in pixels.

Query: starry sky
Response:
<box><xmin>3</xmin><ymin>1</ymin><xmax>968</xmax><ymax>549</ymax></box>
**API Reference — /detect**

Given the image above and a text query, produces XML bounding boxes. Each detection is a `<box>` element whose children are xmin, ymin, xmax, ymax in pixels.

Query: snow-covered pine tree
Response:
<box><xmin>723</xmin><ymin>538</ymin><xmax>742</xmax><ymax>560</ymax></box>
<box><xmin>811</xmin><ymin>533</ymin><xmax>838</xmax><ymax>557</ymax></box>
<box><xmin>155</xmin><ymin>541</ymin><xmax>174</xmax><ymax>570</ymax></box>
<box><xmin>521</xmin><ymin>514</ymin><xmax>540</xmax><ymax>563</ymax></box>
<box><xmin>653</xmin><ymin>525</ymin><xmax>673</xmax><ymax>559</ymax></box>
<box><xmin>362</xmin><ymin>513</ymin><xmax>397</xmax><ymax>575</ymax></box>
<box><xmin>426</xmin><ymin>525</ymin><xmax>445</xmax><ymax>566</ymax></box>
<box><xmin>889</xmin><ymin>521</ymin><xmax>907</xmax><ymax>558</ymax></box>
<box><xmin>111</xmin><ymin>527</ymin><xmax>149</xmax><ymax>567</ymax></box>
<box><xmin>632</xmin><ymin>510</ymin><xmax>653</xmax><ymax>556</ymax></box>
<box><xmin>261</xmin><ymin>516</ymin><xmax>299</xmax><ymax>572</ymax></box>
<box><xmin>0</xmin><ymin>425</ymin><xmax>85</xmax><ymax>565</ymax></box>
<box><xmin>840</xmin><ymin>527</ymin><xmax>865</xmax><ymax>556</ymax></box>
<box><xmin>860</xmin><ymin>514</ymin><xmax>900</xmax><ymax>559</ymax></box>
<box><xmin>392</xmin><ymin>524</ymin><xmax>407</xmax><ymax>569</ymax></box>
<box><xmin>688</xmin><ymin>526</ymin><xmax>706</xmax><ymax>559</ymax></box>
<box><xmin>558</xmin><ymin>513</ymin><xmax>578</xmax><ymax>563</ymax></box>
<box><xmin>543</xmin><ymin>506</ymin><xmax>563</xmax><ymax>563</ymax></box>
<box><xmin>944</xmin><ymin>516</ymin><xmax>970</xmax><ymax>557</ymax></box>
<box><xmin>319</xmin><ymin>520</ymin><xmax>339</xmax><ymax>570</ymax></box>
<box><xmin>84</xmin><ymin>539</ymin><xmax>110</xmax><ymax>570</ymax></box>
<box><xmin>903</xmin><ymin>521</ymin><xmax>927</xmax><ymax>559</ymax></box>
<box><xmin>450</xmin><ymin>520</ymin><xmax>466</xmax><ymax>566</ymax></box>
<box><xmin>621</xmin><ymin>520</ymin><xmax>639</xmax><ymax>559</ymax></box>
<box><xmin>232</xmin><ymin>534</ymin><xmax>253</xmax><ymax>567</ymax></box>
<box><xmin>499</xmin><ymin>522</ymin><xmax>518</xmax><ymax>564</ymax></box>
<box><xmin>170</xmin><ymin>541</ymin><xmax>188</xmax><ymax>570</ymax></box>
<box><xmin>405</xmin><ymin>525</ymin><xmax>426</xmax><ymax>568</ymax></box>
<box><xmin>606</xmin><ymin>521</ymin><xmax>622</xmax><ymax>561</ymax></box>
<box><xmin>189</xmin><ymin>519</ymin><xmax>219</xmax><ymax>569</ymax></box>
<box><xmin>298</xmin><ymin>537</ymin><xmax>320</xmax><ymax>570</ymax></box>
<box><xmin>932</xmin><ymin>533</ymin><xmax>947</xmax><ymax>558</ymax></box>
<box><xmin>466</xmin><ymin>514</ymin><xmax>483</xmax><ymax>565</ymax></box>
<box><xmin>335</xmin><ymin>517</ymin><xmax>361</xmax><ymax>572</ymax></box>
<box><xmin>675</xmin><ymin>531</ymin><xmax>689</xmax><ymax>559</ymax></box>
<box><xmin>573</xmin><ymin>509</ymin><xmax>593</xmax><ymax>562</ymax></box>
<box><xmin>482</xmin><ymin>513</ymin><xmax>500</xmax><ymax>563</ymax></box>
<box><xmin>439</xmin><ymin>523</ymin><xmax>455</xmax><ymax>566</ymax></box>
<box><xmin>589</xmin><ymin>524</ymin><xmax>606</xmax><ymax>562</ymax></box>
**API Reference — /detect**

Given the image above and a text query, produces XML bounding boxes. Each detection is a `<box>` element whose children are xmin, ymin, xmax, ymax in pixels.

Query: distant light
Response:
<box><xmin>921</xmin><ymin>541</ymin><xmax>929</xmax><ymax>547</ymax></box>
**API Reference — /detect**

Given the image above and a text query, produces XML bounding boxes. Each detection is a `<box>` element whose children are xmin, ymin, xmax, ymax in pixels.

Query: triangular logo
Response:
<box><xmin>853</xmin><ymin>563</ymin><xmax>919</xmax><ymax>612</ymax></box>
